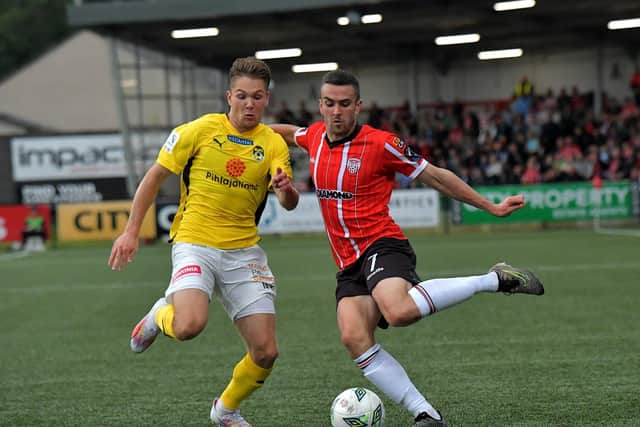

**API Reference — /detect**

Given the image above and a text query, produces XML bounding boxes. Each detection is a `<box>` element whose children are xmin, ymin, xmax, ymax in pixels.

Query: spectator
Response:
<box><xmin>367</xmin><ymin>101</ymin><xmax>384</xmax><ymax>128</ymax></box>
<box><xmin>296</xmin><ymin>100</ymin><xmax>313</xmax><ymax>127</ymax></box>
<box><xmin>570</xmin><ymin>86</ymin><xmax>585</xmax><ymax>114</ymax></box>
<box><xmin>275</xmin><ymin>101</ymin><xmax>296</xmax><ymax>124</ymax></box>
<box><xmin>557</xmin><ymin>87</ymin><xmax>571</xmax><ymax>111</ymax></box>
<box><xmin>604</xmin><ymin>146</ymin><xmax>626</xmax><ymax>180</ymax></box>
<box><xmin>541</xmin><ymin>153</ymin><xmax>558</xmax><ymax>182</ymax></box>
<box><xmin>21</xmin><ymin>206</ymin><xmax>46</xmax><ymax>252</ymax></box>
<box><xmin>552</xmin><ymin>151</ymin><xmax>580</xmax><ymax>182</ymax></box>
<box><xmin>463</xmin><ymin>110</ymin><xmax>480</xmax><ymax>138</ymax></box>
<box><xmin>484</xmin><ymin>153</ymin><xmax>504</xmax><ymax>185</ymax></box>
<box><xmin>621</xmin><ymin>97</ymin><xmax>638</xmax><ymax>122</ymax></box>
<box><xmin>521</xmin><ymin>156</ymin><xmax>542</xmax><ymax>184</ymax></box>
<box><xmin>542</xmin><ymin>88</ymin><xmax>557</xmax><ymax>110</ymax></box>
<box><xmin>586</xmin><ymin>144</ymin><xmax>602</xmax><ymax>180</ymax></box>
<box><xmin>505</xmin><ymin>163</ymin><xmax>523</xmax><ymax>185</ymax></box>
<box><xmin>558</xmin><ymin>136</ymin><xmax>581</xmax><ymax>162</ymax></box>
<box><xmin>525</xmin><ymin>131</ymin><xmax>541</xmax><ymax>156</ymax></box>
<box><xmin>514</xmin><ymin>75</ymin><xmax>534</xmax><ymax>98</ymax></box>
<box><xmin>512</xmin><ymin>94</ymin><xmax>532</xmax><ymax>116</ymax></box>
<box><xmin>630</xmin><ymin>150</ymin><xmax>640</xmax><ymax>181</ymax></box>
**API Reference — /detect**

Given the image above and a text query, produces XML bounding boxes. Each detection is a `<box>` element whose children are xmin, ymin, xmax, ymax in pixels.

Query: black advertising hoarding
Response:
<box><xmin>156</xmin><ymin>202</ymin><xmax>178</xmax><ymax>241</ymax></box>
<box><xmin>17</xmin><ymin>178</ymin><xmax>129</xmax><ymax>204</ymax></box>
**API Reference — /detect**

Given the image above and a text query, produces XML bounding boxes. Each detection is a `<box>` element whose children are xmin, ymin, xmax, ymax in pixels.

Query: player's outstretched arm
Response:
<box><xmin>271</xmin><ymin>167</ymin><xmax>299</xmax><ymax>210</ymax></box>
<box><xmin>270</xmin><ymin>124</ymin><xmax>301</xmax><ymax>147</ymax></box>
<box><xmin>108</xmin><ymin>162</ymin><xmax>172</xmax><ymax>271</ymax></box>
<box><xmin>417</xmin><ymin>164</ymin><xmax>525</xmax><ymax>217</ymax></box>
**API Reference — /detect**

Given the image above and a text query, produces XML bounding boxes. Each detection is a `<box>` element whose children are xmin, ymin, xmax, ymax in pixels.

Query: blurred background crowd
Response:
<box><xmin>271</xmin><ymin>73</ymin><xmax>640</xmax><ymax>191</ymax></box>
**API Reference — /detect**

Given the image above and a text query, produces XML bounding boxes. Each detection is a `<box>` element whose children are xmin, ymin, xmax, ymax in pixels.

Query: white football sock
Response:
<box><xmin>409</xmin><ymin>272</ymin><xmax>498</xmax><ymax>317</ymax></box>
<box><xmin>354</xmin><ymin>344</ymin><xmax>440</xmax><ymax>419</ymax></box>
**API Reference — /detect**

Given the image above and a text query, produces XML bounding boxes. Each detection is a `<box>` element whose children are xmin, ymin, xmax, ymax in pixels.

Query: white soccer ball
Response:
<box><xmin>330</xmin><ymin>387</ymin><xmax>385</xmax><ymax>427</ymax></box>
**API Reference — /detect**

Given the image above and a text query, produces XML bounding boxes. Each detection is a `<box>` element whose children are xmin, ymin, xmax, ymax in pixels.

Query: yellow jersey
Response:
<box><xmin>157</xmin><ymin>113</ymin><xmax>293</xmax><ymax>249</ymax></box>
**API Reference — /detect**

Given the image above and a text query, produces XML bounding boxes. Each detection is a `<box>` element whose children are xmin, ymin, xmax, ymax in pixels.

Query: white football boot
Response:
<box><xmin>210</xmin><ymin>398</ymin><xmax>253</xmax><ymax>427</ymax></box>
<box><xmin>129</xmin><ymin>297</ymin><xmax>167</xmax><ymax>353</ymax></box>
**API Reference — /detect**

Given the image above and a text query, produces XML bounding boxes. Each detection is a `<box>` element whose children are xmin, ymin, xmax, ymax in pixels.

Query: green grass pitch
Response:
<box><xmin>1</xmin><ymin>230</ymin><xmax>639</xmax><ymax>426</ymax></box>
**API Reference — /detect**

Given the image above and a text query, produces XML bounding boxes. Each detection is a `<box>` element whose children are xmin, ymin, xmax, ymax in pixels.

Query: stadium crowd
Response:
<box><xmin>274</xmin><ymin>79</ymin><xmax>640</xmax><ymax>191</ymax></box>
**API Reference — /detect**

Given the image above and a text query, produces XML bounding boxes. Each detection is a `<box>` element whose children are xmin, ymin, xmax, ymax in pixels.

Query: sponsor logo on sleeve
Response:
<box><xmin>392</xmin><ymin>137</ymin><xmax>405</xmax><ymax>149</ymax></box>
<box><xmin>163</xmin><ymin>131</ymin><xmax>180</xmax><ymax>154</ymax></box>
<box><xmin>403</xmin><ymin>145</ymin><xmax>422</xmax><ymax>162</ymax></box>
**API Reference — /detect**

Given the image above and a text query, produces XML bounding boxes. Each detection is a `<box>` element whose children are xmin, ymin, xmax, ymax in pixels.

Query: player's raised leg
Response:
<box><xmin>130</xmin><ymin>287</ymin><xmax>209</xmax><ymax>353</ymax></box>
<box><xmin>374</xmin><ymin>265</ymin><xmax>544</xmax><ymax>323</ymax></box>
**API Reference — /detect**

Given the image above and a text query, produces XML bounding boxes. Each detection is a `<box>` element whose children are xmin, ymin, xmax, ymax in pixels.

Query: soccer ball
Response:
<box><xmin>330</xmin><ymin>387</ymin><xmax>385</xmax><ymax>427</ymax></box>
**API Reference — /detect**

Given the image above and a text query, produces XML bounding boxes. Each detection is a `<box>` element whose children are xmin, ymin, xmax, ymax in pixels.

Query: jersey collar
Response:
<box><xmin>324</xmin><ymin>124</ymin><xmax>361</xmax><ymax>148</ymax></box>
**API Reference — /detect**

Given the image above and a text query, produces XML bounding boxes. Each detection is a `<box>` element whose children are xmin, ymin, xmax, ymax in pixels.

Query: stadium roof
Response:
<box><xmin>67</xmin><ymin>0</ymin><xmax>640</xmax><ymax>73</ymax></box>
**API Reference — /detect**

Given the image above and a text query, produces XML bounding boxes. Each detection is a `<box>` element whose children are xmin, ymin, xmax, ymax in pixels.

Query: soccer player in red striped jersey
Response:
<box><xmin>271</xmin><ymin>69</ymin><xmax>544</xmax><ymax>427</ymax></box>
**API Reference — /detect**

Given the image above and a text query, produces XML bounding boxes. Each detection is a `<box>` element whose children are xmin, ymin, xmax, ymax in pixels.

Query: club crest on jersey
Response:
<box><xmin>253</xmin><ymin>146</ymin><xmax>264</xmax><ymax>161</ymax></box>
<box><xmin>347</xmin><ymin>158</ymin><xmax>361</xmax><ymax>174</ymax></box>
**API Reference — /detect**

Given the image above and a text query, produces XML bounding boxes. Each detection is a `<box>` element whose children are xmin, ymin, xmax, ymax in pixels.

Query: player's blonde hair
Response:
<box><xmin>229</xmin><ymin>57</ymin><xmax>271</xmax><ymax>89</ymax></box>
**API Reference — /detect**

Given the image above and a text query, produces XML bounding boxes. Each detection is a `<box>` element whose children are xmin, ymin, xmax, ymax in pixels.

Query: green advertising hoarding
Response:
<box><xmin>456</xmin><ymin>181</ymin><xmax>632</xmax><ymax>224</ymax></box>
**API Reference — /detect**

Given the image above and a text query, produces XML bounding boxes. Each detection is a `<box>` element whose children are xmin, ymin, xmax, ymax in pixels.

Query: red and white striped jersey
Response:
<box><xmin>294</xmin><ymin>122</ymin><xmax>428</xmax><ymax>269</ymax></box>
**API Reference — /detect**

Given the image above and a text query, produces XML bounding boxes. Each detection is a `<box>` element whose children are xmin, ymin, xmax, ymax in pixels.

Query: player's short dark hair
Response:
<box><xmin>322</xmin><ymin>69</ymin><xmax>360</xmax><ymax>99</ymax></box>
<box><xmin>229</xmin><ymin>57</ymin><xmax>271</xmax><ymax>89</ymax></box>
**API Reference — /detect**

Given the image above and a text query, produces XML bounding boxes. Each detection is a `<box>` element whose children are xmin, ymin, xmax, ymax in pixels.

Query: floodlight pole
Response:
<box><xmin>109</xmin><ymin>37</ymin><xmax>137</xmax><ymax>198</ymax></box>
<box><xmin>408</xmin><ymin>58</ymin><xmax>418</xmax><ymax>118</ymax></box>
<box><xmin>594</xmin><ymin>46</ymin><xmax>603</xmax><ymax>118</ymax></box>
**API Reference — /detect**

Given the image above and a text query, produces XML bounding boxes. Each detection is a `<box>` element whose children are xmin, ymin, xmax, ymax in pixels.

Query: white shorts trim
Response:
<box><xmin>166</xmin><ymin>243</ymin><xmax>276</xmax><ymax>320</ymax></box>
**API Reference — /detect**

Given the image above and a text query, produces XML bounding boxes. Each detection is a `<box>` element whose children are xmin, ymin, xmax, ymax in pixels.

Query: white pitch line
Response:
<box><xmin>595</xmin><ymin>228</ymin><xmax>640</xmax><ymax>238</ymax></box>
<box><xmin>0</xmin><ymin>281</ymin><xmax>164</xmax><ymax>293</ymax></box>
<box><xmin>2</xmin><ymin>261</ymin><xmax>639</xmax><ymax>293</ymax></box>
<box><xmin>0</xmin><ymin>251</ymin><xmax>32</xmax><ymax>262</ymax></box>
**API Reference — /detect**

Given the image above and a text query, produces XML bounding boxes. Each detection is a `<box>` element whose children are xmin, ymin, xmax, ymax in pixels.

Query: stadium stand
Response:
<box><xmin>353</xmin><ymin>87</ymin><xmax>640</xmax><ymax>190</ymax></box>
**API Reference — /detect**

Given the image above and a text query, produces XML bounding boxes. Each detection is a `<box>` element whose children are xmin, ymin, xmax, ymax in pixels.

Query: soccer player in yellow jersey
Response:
<box><xmin>108</xmin><ymin>57</ymin><xmax>299</xmax><ymax>427</ymax></box>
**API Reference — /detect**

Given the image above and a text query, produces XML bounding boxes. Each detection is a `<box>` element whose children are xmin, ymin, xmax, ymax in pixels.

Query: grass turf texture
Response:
<box><xmin>1</xmin><ymin>230</ymin><xmax>639</xmax><ymax>426</ymax></box>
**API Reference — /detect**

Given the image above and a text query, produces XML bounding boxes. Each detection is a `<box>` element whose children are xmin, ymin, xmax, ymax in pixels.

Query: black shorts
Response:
<box><xmin>336</xmin><ymin>237</ymin><xmax>421</xmax><ymax>302</ymax></box>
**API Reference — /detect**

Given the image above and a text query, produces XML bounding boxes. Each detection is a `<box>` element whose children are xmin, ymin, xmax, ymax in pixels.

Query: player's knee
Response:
<box><xmin>340</xmin><ymin>328</ymin><xmax>369</xmax><ymax>354</ymax></box>
<box><xmin>250</xmin><ymin>345</ymin><xmax>278</xmax><ymax>368</ymax></box>
<box><xmin>381</xmin><ymin>305</ymin><xmax>417</xmax><ymax>327</ymax></box>
<box><xmin>173</xmin><ymin>316</ymin><xmax>206</xmax><ymax>340</ymax></box>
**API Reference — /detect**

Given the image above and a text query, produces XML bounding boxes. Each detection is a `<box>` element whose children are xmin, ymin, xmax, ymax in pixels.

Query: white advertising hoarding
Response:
<box><xmin>258</xmin><ymin>189</ymin><xmax>440</xmax><ymax>234</ymax></box>
<box><xmin>11</xmin><ymin>133</ymin><xmax>166</xmax><ymax>182</ymax></box>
